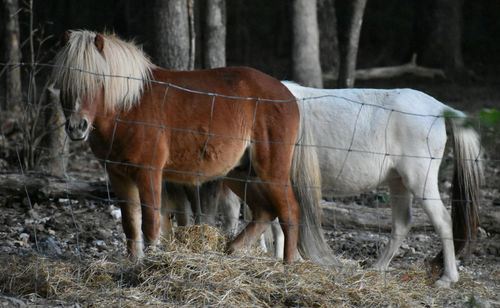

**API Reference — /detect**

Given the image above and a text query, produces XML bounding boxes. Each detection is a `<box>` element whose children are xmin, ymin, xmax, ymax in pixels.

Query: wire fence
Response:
<box><xmin>0</xmin><ymin>62</ymin><xmax>497</xmax><ymax>306</ymax></box>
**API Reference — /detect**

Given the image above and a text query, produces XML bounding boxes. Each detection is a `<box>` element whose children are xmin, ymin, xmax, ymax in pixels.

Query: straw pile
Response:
<box><xmin>0</xmin><ymin>225</ymin><xmax>494</xmax><ymax>307</ymax></box>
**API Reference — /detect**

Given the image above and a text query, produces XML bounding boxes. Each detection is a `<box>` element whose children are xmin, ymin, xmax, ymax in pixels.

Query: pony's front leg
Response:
<box><xmin>108</xmin><ymin>170</ymin><xmax>144</xmax><ymax>259</ymax></box>
<box><xmin>136</xmin><ymin>170</ymin><xmax>163</xmax><ymax>250</ymax></box>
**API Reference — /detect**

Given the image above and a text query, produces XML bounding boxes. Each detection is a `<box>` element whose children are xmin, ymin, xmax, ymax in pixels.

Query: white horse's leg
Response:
<box><xmin>160</xmin><ymin>186</ymin><xmax>174</xmax><ymax>240</ymax></box>
<box><xmin>404</xmin><ymin>161</ymin><xmax>458</xmax><ymax>287</ymax></box>
<box><xmin>271</xmin><ymin>218</ymin><xmax>284</xmax><ymax>259</ymax></box>
<box><xmin>373</xmin><ymin>178</ymin><xmax>412</xmax><ymax>271</ymax></box>
<box><xmin>420</xmin><ymin>189</ymin><xmax>458</xmax><ymax>287</ymax></box>
<box><xmin>163</xmin><ymin>183</ymin><xmax>194</xmax><ymax>227</ymax></box>
<box><xmin>258</xmin><ymin>232</ymin><xmax>268</xmax><ymax>253</ymax></box>
<box><xmin>219</xmin><ymin>187</ymin><xmax>241</xmax><ymax>236</ymax></box>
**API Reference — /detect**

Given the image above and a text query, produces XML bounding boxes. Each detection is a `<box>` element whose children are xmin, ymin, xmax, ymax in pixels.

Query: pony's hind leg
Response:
<box><xmin>266</xmin><ymin>184</ymin><xmax>300</xmax><ymax>262</ymax></box>
<box><xmin>404</xmin><ymin>161</ymin><xmax>458</xmax><ymax>287</ymax></box>
<box><xmin>108</xmin><ymin>169</ymin><xmax>144</xmax><ymax>259</ymax></box>
<box><xmin>373</xmin><ymin>178</ymin><xmax>412</xmax><ymax>272</ymax></box>
<box><xmin>420</xmin><ymin>188</ymin><xmax>458</xmax><ymax>287</ymax></box>
<box><xmin>228</xmin><ymin>181</ymin><xmax>300</xmax><ymax>262</ymax></box>
<box><xmin>224</xmin><ymin>181</ymin><xmax>276</xmax><ymax>254</ymax></box>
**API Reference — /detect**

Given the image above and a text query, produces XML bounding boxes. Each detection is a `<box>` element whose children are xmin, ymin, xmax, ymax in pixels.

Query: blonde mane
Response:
<box><xmin>52</xmin><ymin>30</ymin><xmax>153</xmax><ymax>112</ymax></box>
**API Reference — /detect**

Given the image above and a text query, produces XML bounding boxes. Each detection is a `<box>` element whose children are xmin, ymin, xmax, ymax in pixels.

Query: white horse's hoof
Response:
<box><xmin>434</xmin><ymin>277</ymin><xmax>455</xmax><ymax>288</ymax></box>
<box><xmin>370</xmin><ymin>264</ymin><xmax>394</xmax><ymax>273</ymax></box>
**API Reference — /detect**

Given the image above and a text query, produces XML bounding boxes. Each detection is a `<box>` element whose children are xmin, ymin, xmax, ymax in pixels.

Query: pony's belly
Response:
<box><xmin>321</xmin><ymin>175</ymin><xmax>382</xmax><ymax>197</ymax></box>
<box><xmin>163</xmin><ymin>137</ymin><xmax>249</xmax><ymax>185</ymax></box>
<box><xmin>319</xmin><ymin>150</ymin><xmax>392</xmax><ymax>197</ymax></box>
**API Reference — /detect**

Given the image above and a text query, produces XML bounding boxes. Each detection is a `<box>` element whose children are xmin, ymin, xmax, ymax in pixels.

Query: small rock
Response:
<box><xmin>93</xmin><ymin>240</ymin><xmax>106</xmax><ymax>247</ymax></box>
<box><xmin>477</xmin><ymin>227</ymin><xmax>488</xmax><ymax>238</ymax></box>
<box><xmin>40</xmin><ymin>236</ymin><xmax>62</xmax><ymax>256</ymax></box>
<box><xmin>110</xmin><ymin>209</ymin><xmax>121</xmax><ymax>220</ymax></box>
<box><xmin>13</xmin><ymin>241</ymin><xmax>25</xmax><ymax>247</ymax></box>
<box><xmin>19</xmin><ymin>233</ymin><xmax>29</xmax><ymax>244</ymax></box>
<box><xmin>415</xmin><ymin>234</ymin><xmax>429</xmax><ymax>242</ymax></box>
<box><xmin>28</xmin><ymin>209</ymin><xmax>39</xmax><ymax>219</ymax></box>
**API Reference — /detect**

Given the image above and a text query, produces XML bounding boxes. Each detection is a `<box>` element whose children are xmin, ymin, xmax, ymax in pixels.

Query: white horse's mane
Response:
<box><xmin>52</xmin><ymin>30</ymin><xmax>153</xmax><ymax>112</ymax></box>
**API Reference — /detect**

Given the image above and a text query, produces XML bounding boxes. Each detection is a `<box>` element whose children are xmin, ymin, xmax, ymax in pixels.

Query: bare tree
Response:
<box><xmin>188</xmin><ymin>0</ymin><xmax>196</xmax><ymax>70</ymax></box>
<box><xmin>204</xmin><ymin>0</ymin><xmax>226</xmax><ymax>69</ymax></box>
<box><xmin>317</xmin><ymin>0</ymin><xmax>340</xmax><ymax>83</ymax></box>
<box><xmin>38</xmin><ymin>86</ymin><xmax>69</xmax><ymax>177</ymax></box>
<box><xmin>414</xmin><ymin>0</ymin><xmax>465</xmax><ymax>76</ymax></box>
<box><xmin>338</xmin><ymin>0</ymin><xmax>367</xmax><ymax>88</ymax></box>
<box><xmin>291</xmin><ymin>0</ymin><xmax>323</xmax><ymax>88</ymax></box>
<box><xmin>151</xmin><ymin>0</ymin><xmax>190</xmax><ymax>70</ymax></box>
<box><xmin>2</xmin><ymin>0</ymin><xmax>22</xmax><ymax>112</ymax></box>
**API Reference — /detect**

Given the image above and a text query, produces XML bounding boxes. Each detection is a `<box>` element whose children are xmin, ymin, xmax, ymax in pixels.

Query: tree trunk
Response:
<box><xmin>188</xmin><ymin>0</ymin><xmax>196</xmax><ymax>70</ymax></box>
<box><xmin>291</xmin><ymin>0</ymin><xmax>323</xmax><ymax>88</ymax></box>
<box><xmin>203</xmin><ymin>0</ymin><xmax>226</xmax><ymax>69</ymax></box>
<box><xmin>317</xmin><ymin>0</ymin><xmax>340</xmax><ymax>83</ymax></box>
<box><xmin>2</xmin><ymin>0</ymin><xmax>22</xmax><ymax>112</ymax></box>
<box><xmin>38</xmin><ymin>86</ymin><xmax>69</xmax><ymax>177</ymax></box>
<box><xmin>413</xmin><ymin>0</ymin><xmax>465</xmax><ymax>76</ymax></box>
<box><xmin>151</xmin><ymin>0</ymin><xmax>190</xmax><ymax>70</ymax></box>
<box><xmin>338</xmin><ymin>0</ymin><xmax>367</xmax><ymax>88</ymax></box>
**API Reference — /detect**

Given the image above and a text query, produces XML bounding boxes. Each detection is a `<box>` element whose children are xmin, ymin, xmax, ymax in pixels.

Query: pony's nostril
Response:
<box><xmin>66</xmin><ymin>121</ymin><xmax>73</xmax><ymax>132</ymax></box>
<box><xmin>80</xmin><ymin>119</ymin><xmax>89</xmax><ymax>131</ymax></box>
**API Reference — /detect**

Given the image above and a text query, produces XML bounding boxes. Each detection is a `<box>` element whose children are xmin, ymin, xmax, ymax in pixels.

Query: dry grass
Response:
<box><xmin>0</xmin><ymin>225</ymin><xmax>494</xmax><ymax>307</ymax></box>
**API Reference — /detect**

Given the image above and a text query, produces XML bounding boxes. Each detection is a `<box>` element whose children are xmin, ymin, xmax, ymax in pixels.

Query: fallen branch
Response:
<box><xmin>321</xmin><ymin>201</ymin><xmax>432</xmax><ymax>231</ymax></box>
<box><xmin>0</xmin><ymin>172</ymin><xmax>110</xmax><ymax>201</ymax></box>
<box><xmin>355</xmin><ymin>54</ymin><xmax>445</xmax><ymax>80</ymax></box>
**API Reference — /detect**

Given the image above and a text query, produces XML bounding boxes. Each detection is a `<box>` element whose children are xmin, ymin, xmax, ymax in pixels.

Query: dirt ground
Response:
<box><xmin>1</xmin><ymin>76</ymin><xmax>499</xmax><ymax>306</ymax></box>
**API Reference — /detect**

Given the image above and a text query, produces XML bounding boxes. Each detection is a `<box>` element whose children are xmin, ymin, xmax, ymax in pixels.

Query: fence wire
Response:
<box><xmin>0</xmin><ymin>62</ymin><xmax>495</xmax><ymax>306</ymax></box>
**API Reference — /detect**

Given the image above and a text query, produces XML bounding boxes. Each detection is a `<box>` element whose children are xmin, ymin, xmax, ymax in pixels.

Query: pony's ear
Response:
<box><xmin>94</xmin><ymin>33</ymin><xmax>105</xmax><ymax>53</ymax></box>
<box><xmin>61</xmin><ymin>31</ymin><xmax>71</xmax><ymax>46</ymax></box>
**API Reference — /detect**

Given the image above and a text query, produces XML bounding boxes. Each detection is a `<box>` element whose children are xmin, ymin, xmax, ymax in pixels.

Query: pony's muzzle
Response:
<box><xmin>65</xmin><ymin>115</ymin><xmax>90</xmax><ymax>141</ymax></box>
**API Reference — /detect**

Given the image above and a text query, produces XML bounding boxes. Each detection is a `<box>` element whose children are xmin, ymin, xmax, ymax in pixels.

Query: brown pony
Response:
<box><xmin>51</xmin><ymin>30</ymin><xmax>333</xmax><ymax>264</ymax></box>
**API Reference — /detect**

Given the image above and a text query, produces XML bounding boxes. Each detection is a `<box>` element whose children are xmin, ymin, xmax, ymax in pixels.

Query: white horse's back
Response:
<box><xmin>283</xmin><ymin>82</ymin><xmax>460</xmax><ymax>197</ymax></box>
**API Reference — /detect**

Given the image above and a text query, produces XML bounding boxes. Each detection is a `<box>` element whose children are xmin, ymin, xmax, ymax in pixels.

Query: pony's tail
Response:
<box><xmin>448</xmin><ymin>114</ymin><xmax>483</xmax><ymax>256</ymax></box>
<box><xmin>291</xmin><ymin>110</ymin><xmax>337</xmax><ymax>266</ymax></box>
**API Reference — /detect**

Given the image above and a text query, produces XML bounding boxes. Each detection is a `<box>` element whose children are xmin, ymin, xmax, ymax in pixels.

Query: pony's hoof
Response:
<box><xmin>434</xmin><ymin>274</ymin><xmax>458</xmax><ymax>288</ymax></box>
<box><xmin>434</xmin><ymin>278</ymin><xmax>453</xmax><ymax>288</ymax></box>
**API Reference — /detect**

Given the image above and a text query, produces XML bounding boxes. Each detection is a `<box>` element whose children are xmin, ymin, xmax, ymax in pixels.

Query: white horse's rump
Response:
<box><xmin>283</xmin><ymin>81</ymin><xmax>482</xmax><ymax>287</ymax></box>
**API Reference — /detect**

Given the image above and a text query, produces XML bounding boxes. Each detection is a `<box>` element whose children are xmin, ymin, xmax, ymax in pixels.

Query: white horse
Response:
<box><xmin>282</xmin><ymin>81</ymin><xmax>482</xmax><ymax>287</ymax></box>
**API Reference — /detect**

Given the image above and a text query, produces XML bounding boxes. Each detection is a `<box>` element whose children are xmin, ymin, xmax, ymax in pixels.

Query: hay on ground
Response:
<box><xmin>0</xmin><ymin>225</ymin><xmax>494</xmax><ymax>307</ymax></box>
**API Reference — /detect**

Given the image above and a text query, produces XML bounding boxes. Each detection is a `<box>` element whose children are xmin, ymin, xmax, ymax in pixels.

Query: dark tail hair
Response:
<box><xmin>448</xmin><ymin>116</ymin><xmax>483</xmax><ymax>256</ymax></box>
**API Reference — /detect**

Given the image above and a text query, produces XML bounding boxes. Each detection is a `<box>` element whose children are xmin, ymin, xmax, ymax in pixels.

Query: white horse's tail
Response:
<box><xmin>291</xmin><ymin>110</ymin><xmax>336</xmax><ymax>266</ymax></box>
<box><xmin>447</xmin><ymin>112</ymin><xmax>483</xmax><ymax>256</ymax></box>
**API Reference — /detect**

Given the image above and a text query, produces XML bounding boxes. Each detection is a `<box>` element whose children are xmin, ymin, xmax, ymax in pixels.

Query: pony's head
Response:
<box><xmin>51</xmin><ymin>30</ymin><xmax>153</xmax><ymax>140</ymax></box>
